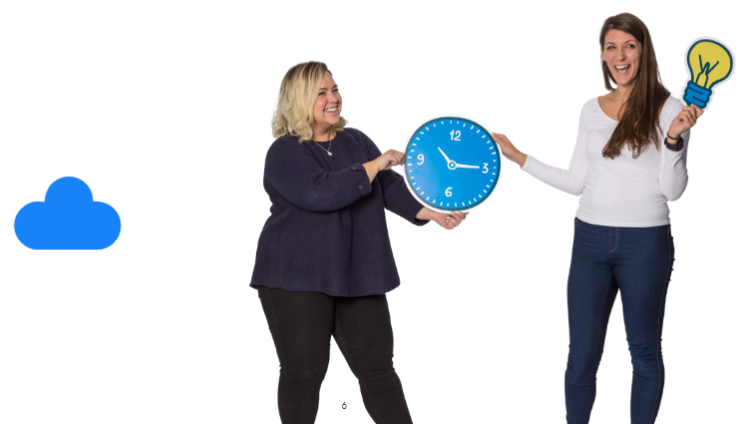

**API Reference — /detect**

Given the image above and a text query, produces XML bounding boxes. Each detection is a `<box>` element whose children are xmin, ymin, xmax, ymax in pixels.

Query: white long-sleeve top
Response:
<box><xmin>522</xmin><ymin>96</ymin><xmax>689</xmax><ymax>227</ymax></box>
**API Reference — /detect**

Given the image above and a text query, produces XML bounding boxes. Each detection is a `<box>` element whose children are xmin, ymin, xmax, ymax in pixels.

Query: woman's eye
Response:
<box><xmin>318</xmin><ymin>92</ymin><xmax>325</xmax><ymax>96</ymax></box>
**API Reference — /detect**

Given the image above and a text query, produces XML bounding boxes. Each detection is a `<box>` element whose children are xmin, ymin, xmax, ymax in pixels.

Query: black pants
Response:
<box><xmin>258</xmin><ymin>287</ymin><xmax>413</xmax><ymax>424</ymax></box>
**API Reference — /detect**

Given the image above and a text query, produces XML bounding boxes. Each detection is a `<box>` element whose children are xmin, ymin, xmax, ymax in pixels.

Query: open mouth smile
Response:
<box><xmin>614</xmin><ymin>64</ymin><xmax>631</xmax><ymax>75</ymax></box>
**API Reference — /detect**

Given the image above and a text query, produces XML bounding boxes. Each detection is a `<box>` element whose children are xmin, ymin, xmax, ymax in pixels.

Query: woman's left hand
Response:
<box><xmin>416</xmin><ymin>207</ymin><xmax>468</xmax><ymax>230</ymax></box>
<box><xmin>667</xmin><ymin>104</ymin><xmax>703</xmax><ymax>140</ymax></box>
<box><xmin>434</xmin><ymin>211</ymin><xmax>468</xmax><ymax>230</ymax></box>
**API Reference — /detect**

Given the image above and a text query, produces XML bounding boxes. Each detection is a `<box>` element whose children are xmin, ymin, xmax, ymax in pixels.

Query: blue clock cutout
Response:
<box><xmin>403</xmin><ymin>117</ymin><xmax>501</xmax><ymax>212</ymax></box>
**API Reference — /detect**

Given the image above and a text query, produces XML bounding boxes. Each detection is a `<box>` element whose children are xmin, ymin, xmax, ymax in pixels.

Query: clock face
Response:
<box><xmin>403</xmin><ymin>117</ymin><xmax>501</xmax><ymax>212</ymax></box>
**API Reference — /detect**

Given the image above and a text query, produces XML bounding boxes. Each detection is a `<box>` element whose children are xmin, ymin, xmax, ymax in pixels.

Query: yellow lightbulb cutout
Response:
<box><xmin>684</xmin><ymin>39</ymin><xmax>733</xmax><ymax>108</ymax></box>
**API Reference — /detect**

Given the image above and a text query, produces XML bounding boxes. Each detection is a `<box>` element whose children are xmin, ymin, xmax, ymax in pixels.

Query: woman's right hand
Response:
<box><xmin>374</xmin><ymin>149</ymin><xmax>405</xmax><ymax>171</ymax></box>
<box><xmin>363</xmin><ymin>149</ymin><xmax>405</xmax><ymax>182</ymax></box>
<box><xmin>492</xmin><ymin>133</ymin><xmax>527</xmax><ymax>168</ymax></box>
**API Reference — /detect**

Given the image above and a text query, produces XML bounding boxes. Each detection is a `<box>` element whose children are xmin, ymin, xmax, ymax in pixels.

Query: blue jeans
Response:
<box><xmin>565</xmin><ymin>218</ymin><xmax>675</xmax><ymax>424</ymax></box>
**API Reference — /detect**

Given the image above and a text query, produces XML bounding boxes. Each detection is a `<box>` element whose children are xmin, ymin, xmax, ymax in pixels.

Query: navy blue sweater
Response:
<box><xmin>250</xmin><ymin>128</ymin><xmax>428</xmax><ymax>296</ymax></box>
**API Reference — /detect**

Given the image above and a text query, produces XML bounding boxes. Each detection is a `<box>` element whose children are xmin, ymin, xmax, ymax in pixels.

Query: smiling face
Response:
<box><xmin>310</xmin><ymin>71</ymin><xmax>342</xmax><ymax>140</ymax></box>
<box><xmin>601</xmin><ymin>29</ymin><xmax>642</xmax><ymax>88</ymax></box>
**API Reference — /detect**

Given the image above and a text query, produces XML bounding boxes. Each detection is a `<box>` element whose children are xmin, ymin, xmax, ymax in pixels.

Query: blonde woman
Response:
<box><xmin>251</xmin><ymin>61</ymin><xmax>467</xmax><ymax>424</ymax></box>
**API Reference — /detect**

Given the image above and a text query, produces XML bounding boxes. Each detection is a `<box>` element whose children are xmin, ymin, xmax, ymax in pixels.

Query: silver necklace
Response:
<box><xmin>314</xmin><ymin>132</ymin><xmax>334</xmax><ymax>156</ymax></box>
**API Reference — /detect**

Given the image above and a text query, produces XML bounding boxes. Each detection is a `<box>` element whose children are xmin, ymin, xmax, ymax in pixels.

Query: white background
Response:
<box><xmin>1</xmin><ymin>1</ymin><xmax>737</xmax><ymax>423</ymax></box>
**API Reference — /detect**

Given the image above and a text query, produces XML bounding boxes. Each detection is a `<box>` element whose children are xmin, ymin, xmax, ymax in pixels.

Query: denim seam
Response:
<box><xmin>609</xmin><ymin>228</ymin><xmax>619</xmax><ymax>254</ymax></box>
<box><xmin>607</xmin><ymin>228</ymin><xmax>614</xmax><ymax>267</ymax></box>
<box><xmin>648</xmin><ymin>231</ymin><xmax>673</xmax><ymax>424</ymax></box>
<box><xmin>596</xmin><ymin>277</ymin><xmax>613</xmax><ymax>367</ymax></box>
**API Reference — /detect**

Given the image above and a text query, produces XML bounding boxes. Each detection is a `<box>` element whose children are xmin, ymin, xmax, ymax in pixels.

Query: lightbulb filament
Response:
<box><xmin>696</xmin><ymin>55</ymin><xmax>721</xmax><ymax>88</ymax></box>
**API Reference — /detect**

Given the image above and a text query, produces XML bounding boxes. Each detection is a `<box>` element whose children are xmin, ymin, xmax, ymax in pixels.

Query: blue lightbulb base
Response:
<box><xmin>683</xmin><ymin>81</ymin><xmax>712</xmax><ymax>108</ymax></box>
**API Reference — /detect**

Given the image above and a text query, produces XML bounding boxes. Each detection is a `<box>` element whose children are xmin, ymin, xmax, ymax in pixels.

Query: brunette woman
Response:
<box><xmin>492</xmin><ymin>13</ymin><xmax>702</xmax><ymax>424</ymax></box>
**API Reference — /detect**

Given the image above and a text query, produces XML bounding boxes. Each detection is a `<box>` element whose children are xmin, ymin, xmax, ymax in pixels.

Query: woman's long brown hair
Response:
<box><xmin>600</xmin><ymin>13</ymin><xmax>670</xmax><ymax>159</ymax></box>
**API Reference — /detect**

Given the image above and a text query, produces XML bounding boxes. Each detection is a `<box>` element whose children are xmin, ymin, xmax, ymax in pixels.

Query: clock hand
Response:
<box><xmin>437</xmin><ymin>147</ymin><xmax>452</xmax><ymax>164</ymax></box>
<box><xmin>455</xmin><ymin>163</ymin><xmax>481</xmax><ymax>169</ymax></box>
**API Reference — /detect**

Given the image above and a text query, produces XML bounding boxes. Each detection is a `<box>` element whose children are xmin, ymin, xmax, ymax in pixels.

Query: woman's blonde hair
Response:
<box><xmin>271</xmin><ymin>61</ymin><xmax>347</xmax><ymax>142</ymax></box>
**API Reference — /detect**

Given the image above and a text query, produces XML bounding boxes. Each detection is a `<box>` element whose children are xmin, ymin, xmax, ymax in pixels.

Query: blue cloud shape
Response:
<box><xmin>15</xmin><ymin>177</ymin><xmax>121</xmax><ymax>250</ymax></box>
